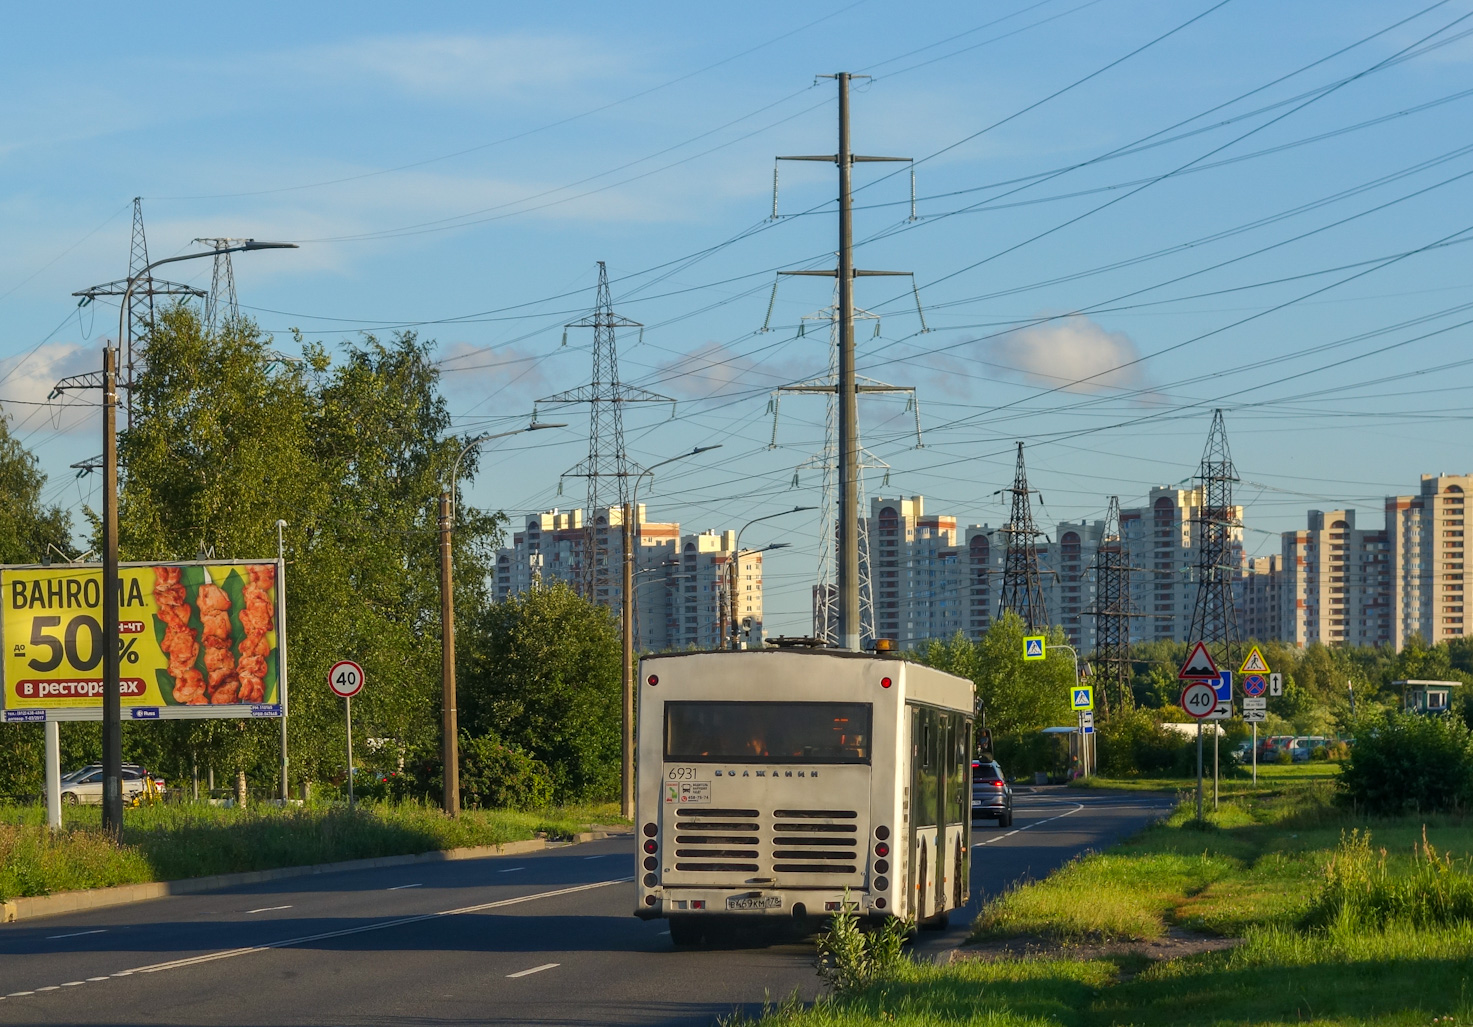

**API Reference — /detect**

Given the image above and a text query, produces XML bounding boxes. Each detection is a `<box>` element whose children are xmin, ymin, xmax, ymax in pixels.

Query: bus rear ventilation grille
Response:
<box><xmin>773</xmin><ymin>823</ymin><xmax>856</xmax><ymax>834</ymax></box>
<box><xmin>677</xmin><ymin>808</ymin><xmax>760</xmax><ymax>818</ymax></box>
<box><xmin>675</xmin><ymin>834</ymin><xmax>760</xmax><ymax>845</ymax></box>
<box><xmin>773</xmin><ymin>863</ymin><xmax>858</xmax><ymax>874</ymax></box>
<box><xmin>773</xmin><ymin>810</ymin><xmax>857</xmax><ymax>819</ymax></box>
<box><xmin>675</xmin><ymin>862</ymin><xmax>759</xmax><ymax>872</ymax></box>
<box><xmin>676</xmin><ymin>848</ymin><xmax>760</xmax><ymax>858</ymax></box>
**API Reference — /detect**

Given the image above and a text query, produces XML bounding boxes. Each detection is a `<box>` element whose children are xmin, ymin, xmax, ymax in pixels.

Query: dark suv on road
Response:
<box><xmin>971</xmin><ymin>759</ymin><xmax>1013</xmax><ymax>827</ymax></box>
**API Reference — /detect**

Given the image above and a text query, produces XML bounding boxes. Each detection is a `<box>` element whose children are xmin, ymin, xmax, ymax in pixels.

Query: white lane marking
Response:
<box><xmin>47</xmin><ymin>929</ymin><xmax>106</xmax><ymax>940</ymax></box>
<box><xmin>61</xmin><ymin>982</ymin><xmax>85</xmax><ymax>987</ymax></box>
<box><xmin>245</xmin><ymin>905</ymin><xmax>292</xmax><ymax>914</ymax></box>
<box><xmin>974</xmin><ymin>802</ymin><xmax>1086</xmax><ymax>847</ymax></box>
<box><xmin>506</xmin><ymin>962</ymin><xmax>560</xmax><ymax>979</ymax></box>
<box><xmin>86</xmin><ymin>977</ymin><xmax>110</xmax><ymax>982</ymax></box>
<box><xmin>497</xmin><ymin>867</ymin><xmax>525</xmax><ymax>873</ymax></box>
<box><xmin>0</xmin><ymin>876</ymin><xmax>629</xmax><ymax>1001</ymax></box>
<box><xmin>387</xmin><ymin>883</ymin><xmax>422</xmax><ymax>890</ymax></box>
<box><xmin>583</xmin><ymin>854</ymin><xmax>612</xmax><ymax>860</ymax></box>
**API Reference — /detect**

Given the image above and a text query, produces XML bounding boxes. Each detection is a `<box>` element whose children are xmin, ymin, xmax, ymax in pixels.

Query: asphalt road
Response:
<box><xmin>0</xmin><ymin>788</ymin><xmax>1173</xmax><ymax>1027</ymax></box>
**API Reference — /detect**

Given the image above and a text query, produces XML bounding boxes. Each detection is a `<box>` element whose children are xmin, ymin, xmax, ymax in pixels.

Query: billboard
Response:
<box><xmin>1</xmin><ymin>561</ymin><xmax>285</xmax><ymax>722</ymax></box>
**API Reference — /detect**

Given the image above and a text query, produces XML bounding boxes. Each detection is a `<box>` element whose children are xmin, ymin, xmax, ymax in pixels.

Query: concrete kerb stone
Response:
<box><xmin>1</xmin><ymin>827</ymin><xmax>627</xmax><ymax>925</ymax></box>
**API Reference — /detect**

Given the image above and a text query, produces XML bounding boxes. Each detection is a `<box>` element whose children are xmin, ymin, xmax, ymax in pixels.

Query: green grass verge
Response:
<box><xmin>1069</xmin><ymin>760</ymin><xmax>1341</xmax><ymax>792</ymax></box>
<box><xmin>0</xmin><ymin>800</ymin><xmax>626</xmax><ymax>901</ymax></box>
<box><xmin>731</xmin><ymin>776</ymin><xmax>1473</xmax><ymax>1026</ymax></box>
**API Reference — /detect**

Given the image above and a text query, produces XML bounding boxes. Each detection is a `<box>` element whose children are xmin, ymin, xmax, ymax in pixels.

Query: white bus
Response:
<box><xmin>634</xmin><ymin>647</ymin><xmax>974</xmax><ymax>943</ymax></box>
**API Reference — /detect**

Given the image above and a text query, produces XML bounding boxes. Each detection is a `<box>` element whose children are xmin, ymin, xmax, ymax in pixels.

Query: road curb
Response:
<box><xmin>1</xmin><ymin>827</ymin><xmax>628</xmax><ymax>925</ymax></box>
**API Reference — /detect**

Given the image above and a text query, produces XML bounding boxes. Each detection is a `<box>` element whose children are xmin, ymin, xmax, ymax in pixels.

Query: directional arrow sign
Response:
<box><xmin>1240</xmin><ymin>646</ymin><xmax>1271</xmax><ymax>675</ymax></box>
<box><xmin>1178</xmin><ymin>641</ymin><xmax>1220</xmax><ymax>680</ymax></box>
<box><xmin>1269</xmin><ymin>672</ymin><xmax>1283</xmax><ymax>697</ymax></box>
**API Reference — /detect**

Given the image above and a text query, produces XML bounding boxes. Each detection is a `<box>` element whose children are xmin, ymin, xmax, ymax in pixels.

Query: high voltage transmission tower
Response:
<box><xmin>765</xmin><ymin>71</ymin><xmax>928</xmax><ymax>650</ymax></box>
<box><xmin>70</xmin><ymin>198</ymin><xmax>204</xmax><ymax>424</ymax></box>
<box><xmin>767</xmin><ymin>292</ymin><xmax>922</xmax><ymax>644</ymax></box>
<box><xmin>997</xmin><ymin>442</ymin><xmax>1048</xmax><ymax>632</ymax></box>
<box><xmin>536</xmin><ymin>262</ymin><xmax>674</xmax><ymax>600</ymax></box>
<box><xmin>1089</xmin><ymin>496</ymin><xmax>1139</xmax><ymax>716</ymax></box>
<box><xmin>1188</xmin><ymin>409</ymin><xmax>1242</xmax><ymax>669</ymax></box>
<box><xmin>194</xmin><ymin>238</ymin><xmax>252</xmax><ymax>333</ymax></box>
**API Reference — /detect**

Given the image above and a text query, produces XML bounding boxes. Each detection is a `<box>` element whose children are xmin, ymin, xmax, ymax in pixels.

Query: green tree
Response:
<box><xmin>0</xmin><ymin>412</ymin><xmax>72</xmax><ymax>563</ymax></box>
<box><xmin>913</xmin><ymin>614</ymin><xmax>1074</xmax><ymax>732</ymax></box>
<box><xmin>460</xmin><ymin>581</ymin><xmax>621</xmax><ymax>801</ymax></box>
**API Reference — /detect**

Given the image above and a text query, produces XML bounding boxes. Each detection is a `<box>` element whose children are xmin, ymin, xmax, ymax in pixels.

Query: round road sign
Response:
<box><xmin>1180</xmin><ymin>681</ymin><xmax>1217</xmax><ymax>719</ymax></box>
<box><xmin>327</xmin><ymin>660</ymin><xmax>364</xmax><ymax>699</ymax></box>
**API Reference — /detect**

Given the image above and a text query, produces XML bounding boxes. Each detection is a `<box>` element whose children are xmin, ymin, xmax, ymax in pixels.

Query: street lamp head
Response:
<box><xmin>526</xmin><ymin>421</ymin><xmax>568</xmax><ymax>431</ymax></box>
<box><xmin>239</xmin><ymin>241</ymin><xmax>299</xmax><ymax>251</ymax></box>
<box><xmin>691</xmin><ymin>444</ymin><xmax>723</xmax><ymax>455</ymax></box>
<box><xmin>275</xmin><ymin>519</ymin><xmax>288</xmax><ymax>528</ymax></box>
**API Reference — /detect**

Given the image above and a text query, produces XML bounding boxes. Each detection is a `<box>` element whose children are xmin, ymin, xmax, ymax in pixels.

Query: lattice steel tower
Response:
<box><xmin>998</xmin><ymin>442</ymin><xmax>1048</xmax><ymax>631</ymax></box>
<box><xmin>194</xmin><ymin>238</ymin><xmax>252</xmax><ymax>334</ymax></box>
<box><xmin>72</xmin><ymin>198</ymin><xmax>204</xmax><ymax>420</ymax></box>
<box><xmin>1090</xmin><ymin>496</ymin><xmax>1136</xmax><ymax>716</ymax></box>
<box><xmin>537</xmin><ymin>262</ymin><xmax>674</xmax><ymax>599</ymax></box>
<box><xmin>1187</xmin><ymin>409</ymin><xmax>1241</xmax><ymax>668</ymax></box>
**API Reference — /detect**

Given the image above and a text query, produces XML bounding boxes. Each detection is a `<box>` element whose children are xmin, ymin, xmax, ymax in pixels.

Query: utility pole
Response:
<box><xmin>998</xmin><ymin>442</ymin><xmax>1048</xmax><ymax>632</ymax></box>
<box><xmin>774</xmin><ymin>73</ymin><xmax>913</xmax><ymax>650</ymax></box>
<box><xmin>440</xmin><ymin>423</ymin><xmax>563</xmax><ymax>817</ymax></box>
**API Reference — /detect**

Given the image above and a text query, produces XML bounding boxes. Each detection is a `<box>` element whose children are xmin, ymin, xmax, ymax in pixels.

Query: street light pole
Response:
<box><xmin>103</xmin><ymin>240</ymin><xmax>297</xmax><ymax>837</ymax></box>
<box><xmin>623</xmin><ymin>445</ymin><xmax>721</xmax><ymax>818</ymax></box>
<box><xmin>439</xmin><ymin>421</ymin><xmax>563</xmax><ymax>817</ymax></box>
<box><xmin>729</xmin><ymin>507</ymin><xmax>815</xmax><ymax>649</ymax></box>
<box><xmin>1053</xmin><ymin>642</ymin><xmax>1089</xmax><ymax>778</ymax></box>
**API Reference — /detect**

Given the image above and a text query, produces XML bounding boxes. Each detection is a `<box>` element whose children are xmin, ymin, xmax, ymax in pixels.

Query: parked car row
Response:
<box><xmin>1235</xmin><ymin>735</ymin><xmax>1341</xmax><ymax>763</ymax></box>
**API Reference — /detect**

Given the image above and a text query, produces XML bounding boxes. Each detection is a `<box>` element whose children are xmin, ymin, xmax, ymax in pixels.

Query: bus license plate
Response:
<box><xmin>727</xmin><ymin>895</ymin><xmax>782</xmax><ymax>911</ymax></box>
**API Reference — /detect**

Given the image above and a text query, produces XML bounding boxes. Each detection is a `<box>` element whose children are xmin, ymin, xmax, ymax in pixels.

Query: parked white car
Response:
<box><xmin>59</xmin><ymin>764</ymin><xmax>161</xmax><ymax>805</ymax></box>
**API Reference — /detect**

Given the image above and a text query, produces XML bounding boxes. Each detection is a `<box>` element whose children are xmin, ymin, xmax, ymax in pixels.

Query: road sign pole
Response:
<box><xmin>1252</xmin><ymin>723</ymin><xmax>1258</xmax><ymax>786</ymax></box>
<box><xmin>1196</xmin><ymin>722</ymin><xmax>1204</xmax><ymax>823</ymax></box>
<box><xmin>1213</xmin><ymin>727</ymin><xmax>1219</xmax><ymax>812</ymax></box>
<box><xmin>345</xmin><ymin>695</ymin><xmax>354</xmax><ymax>810</ymax></box>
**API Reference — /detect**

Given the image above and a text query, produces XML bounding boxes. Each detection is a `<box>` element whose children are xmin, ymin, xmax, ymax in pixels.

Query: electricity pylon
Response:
<box><xmin>1188</xmin><ymin>409</ymin><xmax>1241</xmax><ymax>669</ymax></box>
<box><xmin>997</xmin><ymin>442</ymin><xmax>1048</xmax><ymax>631</ymax></box>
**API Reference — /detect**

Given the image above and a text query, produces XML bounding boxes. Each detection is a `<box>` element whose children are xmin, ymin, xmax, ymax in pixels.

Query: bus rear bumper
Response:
<box><xmin>638</xmin><ymin>888</ymin><xmax>884</xmax><ymax>920</ymax></box>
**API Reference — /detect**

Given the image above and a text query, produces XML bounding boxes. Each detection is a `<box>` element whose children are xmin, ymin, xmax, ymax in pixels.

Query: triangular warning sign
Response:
<box><xmin>1178</xmin><ymin>641</ymin><xmax>1220</xmax><ymax>680</ymax></box>
<box><xmin>1239</xmin><ymin>646</ymin><xmax>1270</xmax><ymax>675</ymax></box>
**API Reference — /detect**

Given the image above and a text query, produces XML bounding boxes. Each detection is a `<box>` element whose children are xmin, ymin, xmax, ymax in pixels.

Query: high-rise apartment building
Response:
<box><xmin>1119</xmin><ymin>486</ymin><xmax>1244</xmax><ymax>645</ymax></box>
<box><xmin>1280</xmin><ymin>510</ymin><xmax>1391</xmax><ymax>648</ymax></box>
<box><xmin>1387</xmin><ymin>473</ymin><xmax>1469</xmax><ymax>647</ymax></box>
<box><xmin>494</xmin><ymin>507</ymin><xmax>763</xmax><ymax>651</ymax></box>
<box><xmin>1241</xmin><ymin>555</ymin><xmax>1284</xmax><ymax>643</ymax></box>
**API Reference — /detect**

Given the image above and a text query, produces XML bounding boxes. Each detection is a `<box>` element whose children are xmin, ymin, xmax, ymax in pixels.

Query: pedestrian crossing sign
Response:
<box><xmin>1023</xmin><ymin>636</ymin><xmax>1046</xmax><ymax>660</ymax></box>
<box><xmin>1239</xmin><ymin>646</ymin><xmax>1271</xmax><ymax>675</ymax></box>
<box><xmin>1072</xmin><ymin>686</ymin><xmax>1094</xmax><ymax>711</ymax></box>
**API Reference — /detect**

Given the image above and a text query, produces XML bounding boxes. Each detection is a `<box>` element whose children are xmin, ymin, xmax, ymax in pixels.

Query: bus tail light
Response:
<box><xmin>645</xmin><ymin>895</ymin><xmax>656</xmax><ymax>906</ymax></box>
<box><xmin>874</xmin><ymin>897</ymin><xmax>887</xmax><ymax>910</ymax></box>
<box><xmin>691</xmin><ymin>900</ymin><xmax>705</xmax><ymax>910</ymax></box>
<box><xmin>647</xmin><ymin>674</ymin><xmax>659</xmax><ymax>686</ymax></box>
<box><xmin>874</xmin><ymin>859</ymin><xmax>889</xmax><ymax>874</ymax></box>
<box><xmin>875</xmin><ymin>825</ymin><xmax>890</xmax><ymax>840</ymax></box>
<box><xmin>875</xmin><ymin>841</ymin><xmax>889</xmax><ymax>858</ymax></box>
<box><xmin>643</xmin><ymin>823</ymin><xmax>658</xmax><ymax>837</ymax></box>
<box><xmin>874</xmin><ymin>876</ymin><xmax>889</xmax><ymax>890</ymax></box>
<box><xmin>644</xmin><ymin>839</ymin><xmax>658</xmax><ymax>854</ymax></box>
<box><xmin>643</xmin><ymin>873</ymin><xmax>657</xmax><ymax>887</ymax></box>
<box><xmin>643</xmin><ymin>856</ymin><xmax>657</xmax><ymax>871</ymax></box>
<box><xmin>881</xmin><ymin>677</ymin><xmax>892</xmax><ymax>689</ymax></box>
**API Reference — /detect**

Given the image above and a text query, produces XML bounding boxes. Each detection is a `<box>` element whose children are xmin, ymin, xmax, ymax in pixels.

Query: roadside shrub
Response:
<box><xmin>815</xmin><ymin>895</ymin><xmax>910</xmax><ymax>992</ymax></box>
<box><xmin>1097</xmin><ymin>710</ymin><xmax>1182</xmax><ymax>777</ymax></box>
<box><xmin>990</xmin><ymin>730</ymin><xmax>1059</xmax><ymax>778</ymax></box>
<box><xmin>1311</xmin><ymin>745</ymin><xmax>1329</xmax><ymax>762</ymax></box>
<box><xmin>458</xmin><ymin>733</ymin><xmax>554</xmax><ymax>811</ymax></box>
<box><xmin>1302</xmin><ymin>828</ymin><xmax>1473</xmax><ymax>932</ymax></box>
<box><xmin>1338</xmin><ymin>712</ymin><xmax>1473</xmax><ymax>814</ymax></box>
<box><xmin>1326</xmin><ymin>741</ymin><xmax>1350</xmax><ymax>762</ymax></box>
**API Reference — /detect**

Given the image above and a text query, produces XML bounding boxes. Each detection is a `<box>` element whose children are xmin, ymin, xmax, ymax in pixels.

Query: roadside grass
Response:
<box><xmin>732</xmin><ymin>776</ymin><xmax>1473</xmax><ymax>1027</ymax></box>
<box><xmin>1069</xmin><ymin>760</ymin><xmax>1341</xmax><ymax>793</ymax></box>
<box><xmin>0</xmin><ymin>799</ymin><xmax>627</xmax><ymax>901</ymax></box>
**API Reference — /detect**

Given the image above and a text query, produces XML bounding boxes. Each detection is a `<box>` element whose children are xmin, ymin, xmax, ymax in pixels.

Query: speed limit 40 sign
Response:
<box><xmin>327</xmin><ymin>660</ymin><xmax>364</xmax><ymax>698</ymax></box>
<box><xmin>1180</xmin><ymin>680</ymin><xmax>1217</xmax><ymax>719</ymax></box>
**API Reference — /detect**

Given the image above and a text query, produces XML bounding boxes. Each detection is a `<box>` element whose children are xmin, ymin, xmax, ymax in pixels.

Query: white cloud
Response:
<box><xmin>650</xmin><ymin>339</ymin><xmax>815</xmax><ymax>401</ymax></box>
<box><xmin>985</xmin><ymin>315</ymin><xmax>1150</xmax><ymax>395</ymax></box>
<box><xmin>298</xmin><ymin>33</ymin><xmax>626</xmax><ymax>101</ymax></box>
<box><xmin>0</xmin><ymin>341</ymin><xmax>106</xmax><ymax>435</ymax></box>
<box><xmin>438</xmin><ymin>340</ymin><xmax>555</xmax><ymax>400</ymax></box>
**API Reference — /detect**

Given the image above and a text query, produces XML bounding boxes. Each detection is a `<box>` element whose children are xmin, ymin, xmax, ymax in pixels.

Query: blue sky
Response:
<box><xmin>3</xmin><ymin>1</ymin><xmax>1472</xmax><ymax>634</ymax></box>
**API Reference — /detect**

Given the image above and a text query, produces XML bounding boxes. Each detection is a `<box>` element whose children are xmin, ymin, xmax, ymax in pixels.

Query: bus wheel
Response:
<box><xmin>668</xmin><ymin>916</ymin><xmax>707</xmax><ymax>947</ymax></box>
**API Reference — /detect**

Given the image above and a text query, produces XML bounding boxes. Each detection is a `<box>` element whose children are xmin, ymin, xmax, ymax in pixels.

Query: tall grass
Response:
<box><xmin>0</xmin><ymin>799</ymin><xmax>626</xmax><ymax>901</ymax></box>
<box><xmin>1301</xmin><ymin>827</ymin><xmax>1473</xmax><ymax>932</ymax></box>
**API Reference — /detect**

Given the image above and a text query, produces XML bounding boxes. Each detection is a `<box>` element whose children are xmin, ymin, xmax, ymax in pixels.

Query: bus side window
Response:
<box><xmin>914</xmin><ymin>707</ymin><xmax>939</xmax><ymax>829</ymax></box>
<box><xmin>947</xmin><ymin>713</ymin><xmax>968</xmax><ymax>824</ymax></box>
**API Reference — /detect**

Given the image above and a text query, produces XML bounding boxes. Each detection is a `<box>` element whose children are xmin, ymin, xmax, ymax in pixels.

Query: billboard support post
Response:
<box><xmin>102</xmin><ymin>344</ymin><xmax>122</xmax><ymax>837</ymax></box>
<box><xmin>276</xmin><ymin>526</ymin><xmax>289</xmax><ymax>803</ymax></box>
<box><xmin>44</xmin><ymin>720</ymin><xmax>61</xmax><ymax>830</ymax></box>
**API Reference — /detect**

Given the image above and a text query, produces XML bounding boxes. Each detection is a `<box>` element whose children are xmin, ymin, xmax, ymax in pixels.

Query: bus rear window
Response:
<box><xmin>664</xmin><ymin>702</ymin><xmax>872</xmax><ymax>764</ymax></box>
